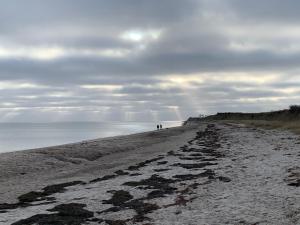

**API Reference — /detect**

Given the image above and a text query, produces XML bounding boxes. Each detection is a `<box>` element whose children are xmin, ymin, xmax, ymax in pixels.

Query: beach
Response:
<box><xmin>0</xmin><ymin>122</ymin><xmax>300</xmax><ymax>224</ymax></box>
<box><xmin>0</xmin><ymin>124</ymin><xmax>198</xmax><ymax>204</ymax></box>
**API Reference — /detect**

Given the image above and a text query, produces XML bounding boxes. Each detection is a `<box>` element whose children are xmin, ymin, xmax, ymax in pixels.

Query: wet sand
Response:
<box><xmin>1</xmin><ymin>122</ymin><xmax>300</xmax><ymax>225</ymax></box>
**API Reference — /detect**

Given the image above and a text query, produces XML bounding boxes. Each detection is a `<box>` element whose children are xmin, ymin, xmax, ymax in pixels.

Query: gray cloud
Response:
<box><xmin>0</xmin><ymin>0</ymin><xmax>300</xmax><ymax>122</ymax></box>
<box><xmin>229</xmin><ymin>0</ymin><xmax>300</xmax><ymax>23</ymax></box>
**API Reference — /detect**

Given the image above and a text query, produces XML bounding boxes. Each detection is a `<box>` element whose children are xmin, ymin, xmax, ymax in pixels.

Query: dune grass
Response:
<box><xmin>197</xmin><ymin>106</ymin><xmax>300</xmax><ymax>134</ymax></box>
<box><xmin>225</xmin><ymin>120</ymin><xmax>300</xmax><ymax>135</ymax></box>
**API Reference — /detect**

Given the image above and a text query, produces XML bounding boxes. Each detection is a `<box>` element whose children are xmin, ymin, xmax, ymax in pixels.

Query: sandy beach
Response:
<box><xmin>0</xmin><ymin>122</ymin><xmax>300</xmax><ymax>225</ymax></box>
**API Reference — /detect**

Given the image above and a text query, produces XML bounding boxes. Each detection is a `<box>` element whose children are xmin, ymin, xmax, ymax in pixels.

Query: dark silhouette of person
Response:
<box><xmin>160</xmin><ymin>124</ymin><xmax>162</xmax><ymax>129</ymax></box>
<box><xmin>157</xmin><ymin>125</ymin><xmax>159</xmax><ymax>130</ymax></box>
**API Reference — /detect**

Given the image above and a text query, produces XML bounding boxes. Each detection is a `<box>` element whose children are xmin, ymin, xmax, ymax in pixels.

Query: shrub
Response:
<box><xmin>289</xmin><ymin>105</ymin><xmax>300</xmax><ymax>113</ymax></box>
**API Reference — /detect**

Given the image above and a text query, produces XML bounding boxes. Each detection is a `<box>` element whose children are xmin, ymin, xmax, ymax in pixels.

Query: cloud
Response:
<box><xmin>1</xmin><ymin>0</ymin><xmax>300</xmax><ymax>122</ymax></box>
<box><xmin>229</xmin><ymin>0</ymin><xmax>300</xmax><ymax>23</ymax></box>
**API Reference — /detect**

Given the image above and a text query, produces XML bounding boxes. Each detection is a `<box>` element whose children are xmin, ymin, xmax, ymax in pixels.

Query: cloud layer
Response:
<box><xmin>1</xmin><ymin>0</ymin><xmax>300</xmax><ymax>122</ymax></box>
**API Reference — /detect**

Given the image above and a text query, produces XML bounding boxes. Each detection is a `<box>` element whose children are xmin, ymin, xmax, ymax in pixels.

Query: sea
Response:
<box><xmin>0</xmin><ymin>121</ymin><xmax>182</xmax><ymax>153</ymax></box>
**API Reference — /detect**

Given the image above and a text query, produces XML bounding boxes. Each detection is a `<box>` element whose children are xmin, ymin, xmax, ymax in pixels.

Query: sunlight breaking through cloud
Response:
<box><xmin>120</xmin><ymin>29</ymin><xmax>162</xmax><ymax>42</ymax></box>
<box><xmin>0</xmin><ymin>0</ymin><xmax>300</xmax><ymax>122</ymax></box>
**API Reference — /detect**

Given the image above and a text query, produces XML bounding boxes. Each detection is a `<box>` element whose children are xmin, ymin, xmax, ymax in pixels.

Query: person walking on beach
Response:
<box><xmin>160</xmin><ymin>124</ymin><xmax>162</xmax><ymax>129</ymax></box>
<box><xmin>157</xmin><ymin>124</ymin><xmax>159</xmax><ymax>130</ymax></box>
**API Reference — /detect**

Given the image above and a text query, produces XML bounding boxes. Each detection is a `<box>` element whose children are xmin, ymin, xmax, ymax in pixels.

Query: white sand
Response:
<box><xmin>1</xmin><ymin>122</ymin><xmax>300</xmax><ymax>225</ymax></box>
<box><xmin>0</xmin><ymin>124</ymin><xmax>199</xmax><ymax>204</ymax></box>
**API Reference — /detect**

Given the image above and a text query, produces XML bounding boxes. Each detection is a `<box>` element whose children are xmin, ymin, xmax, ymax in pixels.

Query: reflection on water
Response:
<box><xmin>0</xmin><ymin>121</ymin><xmax>182</xmax><ymax>153</ymax></box>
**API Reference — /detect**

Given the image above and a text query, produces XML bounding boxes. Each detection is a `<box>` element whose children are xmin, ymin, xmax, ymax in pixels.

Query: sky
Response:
<box><xmin>1</xmin><ymin>0</ymin><xmax>300</xmax><ymax>122</ymax></box>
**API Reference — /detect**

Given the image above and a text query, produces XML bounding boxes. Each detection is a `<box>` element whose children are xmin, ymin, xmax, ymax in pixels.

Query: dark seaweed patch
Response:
<box><xmin>105</xmin><ymin>220</ymin><xmax>128</xmax><ymax>225</ymax></box>
<box><xmin>101</xmin><ymin>196</ymin><xmax>159</xmax><ymax>222</ymax></box>
<box><xmin>130</xmin><ymin>200</ymin><xmax>159</xmax><ymax>222</ymax></box>
<box><xmin>173</xmin><ymin>169</ymin><xmax>216</xmax><ymax>181</ymax></box>
<box><xmin>11</xmin><ymin>203</ymin><xmax>93</xmax><ymax>225</ymax></box>
<box><xmin>181</xmin><ymin>147</ymin><xmax>200</xmax><ymax>153</ymax></box>
<box><xmin>123</xmin><ymin>175</ymin><xmax>176</xmax><ymax>194</ymax></box>
<box><xmin>179</xmin><ymin>156</ymin><xmax>204</xmax><ymax>160</ymax></box>
<box><xmin>103</xmin><ymin>190</ymin><xmax>133</xmax><ymax>206</ymax></box>
<box><xmin>90</xmin><ymin>174</ymin><xmax>117</xmax><ymax>183</ymax></box>
<box><xmin>172</xmin><ymin>162</ymin><xmax>217</xmax><ymax>169</ymax></box>
<box><xmin>153</xmin><ymin>168</ymin><xmax>170</xmax><ymax>172</ymax></box>
<box><xmin>0</xmin><ymin>203</ymin><xmax>21</xmax><ymax>211</ymax></box>
<box><xmin>286</xmin><ymin>168</ymin><xmax>300</xmax><ymax>187</ymax></box>
<box><xmin>18</xmin><ymin>191</ymin><xmax>42</xmax><ymax>203</ymax></box>
<box><xmin>115</xmin><ymin>170</ymin><xmax>130</xmax><ymax>176</ymax></box>
<box><xmin>18</xmin><ymin>181</ymin><xmax>85</xmax><ymax>203</ymax></box>
<box><xmin>157</xmin><ymin>161</ymin><xmax>168</xmax><ymax>165</ymax></box>
<box><xmin>288</xmin><ymin>181</ymin><xmax>300</xmax><ymax>187</ymax></box>
<box><xmin>218</xmin><ymin>176</ymin><xmax>231</xmax><ymax>182</ymax></box>
<box><xmin>0</xmin><ymin>181</ymin><xmax>85</xmax><ymax>212</ymax></box>
<box><xmin>129</xmin><ymin>173</ymin><xmax>142</xmax><ymax>176</ymax></box>
<box><xmin>201</xmin><ymin>158</ymin><xmax>218</xmax><ymax>162</ymax></box>
<box><xmin>189</xmin><ymin>153</ymin><xmax>203</xmax><ymax>157</ymax></box>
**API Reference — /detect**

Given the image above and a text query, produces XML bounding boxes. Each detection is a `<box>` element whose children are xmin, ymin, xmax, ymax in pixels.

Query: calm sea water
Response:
<box><xmin>0</xmin><ymin>121</ymin><xmax>182</xmax><ymax>153</ymax></box>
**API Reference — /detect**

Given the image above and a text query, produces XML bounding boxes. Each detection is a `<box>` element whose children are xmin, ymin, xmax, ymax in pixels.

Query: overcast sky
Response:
<box><xmin>1</xmin><ymin>0</ymin><xmax>300</xmax><ymax>122</ymax></box>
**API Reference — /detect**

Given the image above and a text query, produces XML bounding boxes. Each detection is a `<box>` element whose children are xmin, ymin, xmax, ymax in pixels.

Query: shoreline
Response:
<box><xmin>0</xmin><ymin>126</ymin><xmax>181</xmax><ymax>155</ymax></box>
<box><xmin>0</xmin><ymin>123</ymin><xmax>201</xmax><ymax>204</ymax></box>
<box><xmin>0</xmin><ymin>121</ymin><xmax>183</xmax><ymax>154</ymax></box>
